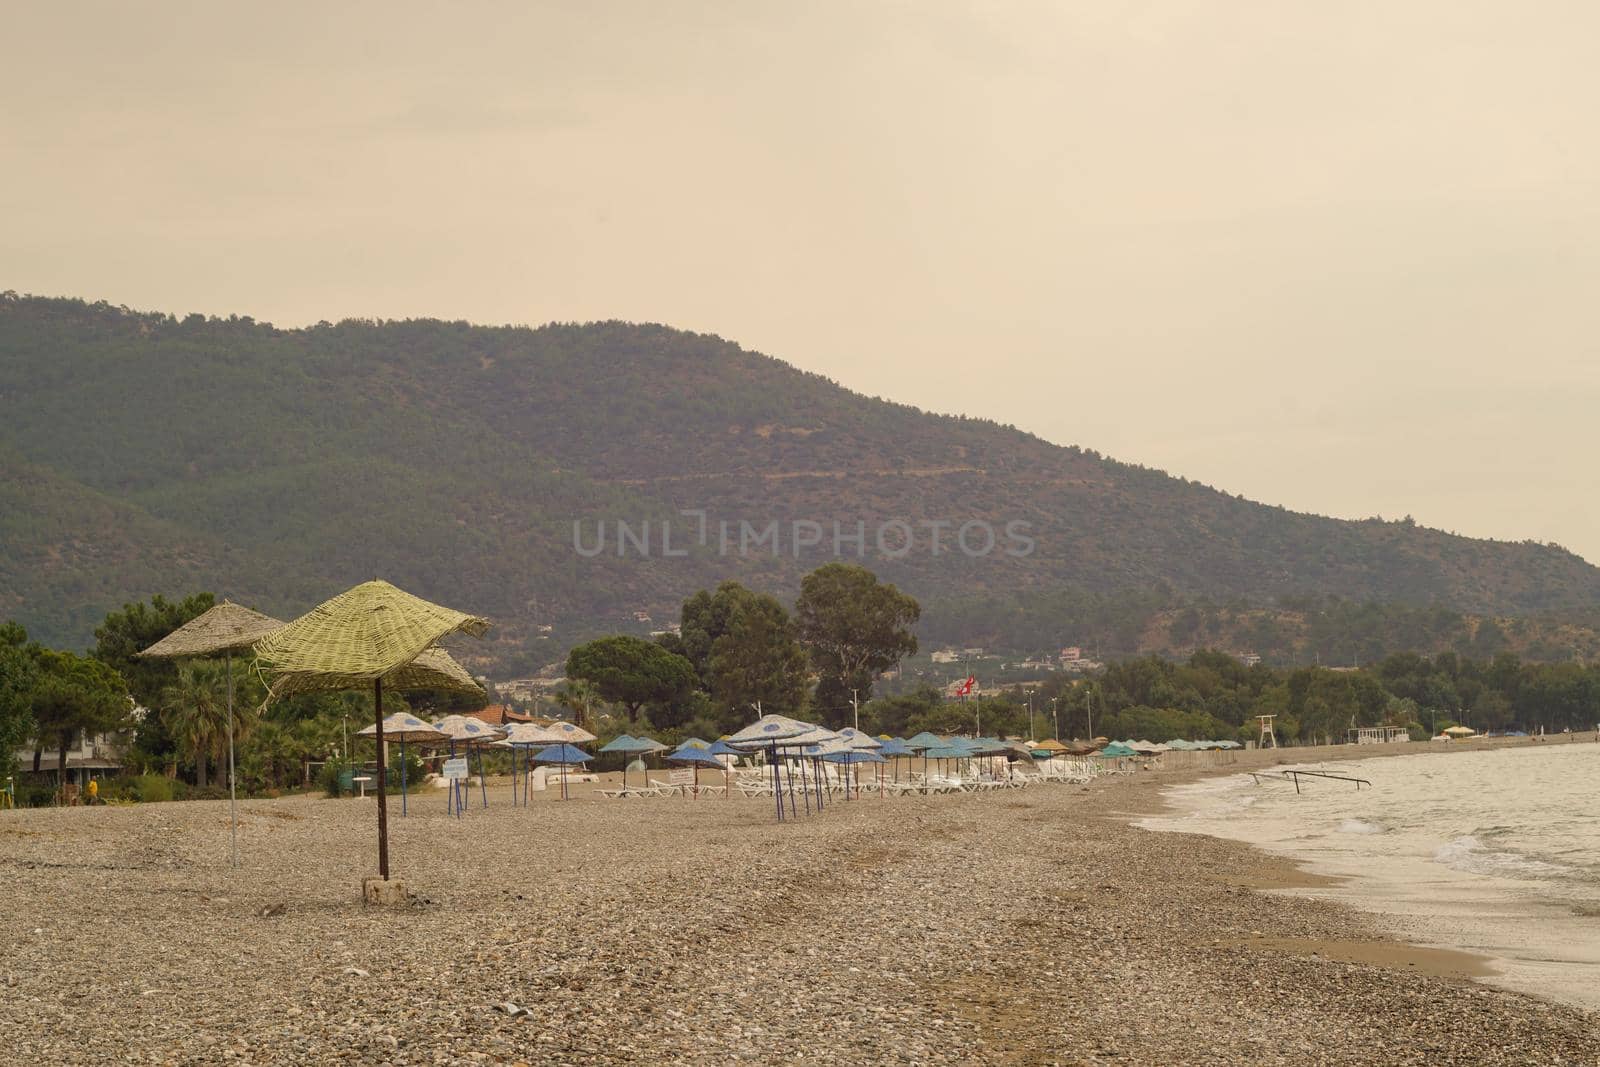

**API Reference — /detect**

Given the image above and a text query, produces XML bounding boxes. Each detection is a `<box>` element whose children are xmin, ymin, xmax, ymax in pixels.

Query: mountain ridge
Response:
<box><xmin>2</xmin><ymin>291</ymin><xmax>1596</xmax><ymax>668</ymax></box>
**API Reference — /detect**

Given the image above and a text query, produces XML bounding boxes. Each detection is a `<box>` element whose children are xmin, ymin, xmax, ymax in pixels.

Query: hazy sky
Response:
<box><xmin>6</xmin><ymin>3</ymin><xmax>1598</xmax><ymax>561</ymax></box>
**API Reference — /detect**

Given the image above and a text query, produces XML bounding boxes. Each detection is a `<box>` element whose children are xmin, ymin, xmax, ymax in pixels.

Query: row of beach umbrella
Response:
<box><xmin>130</xmin><ymin>576</ymin><xmax>1251</xmax><ymax>879</ymax></box>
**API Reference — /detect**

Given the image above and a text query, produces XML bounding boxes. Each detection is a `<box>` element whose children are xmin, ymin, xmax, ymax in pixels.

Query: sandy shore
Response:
<box><xmin>3</xmin><ymin>741</ymin><xmax>1596</xmax><ymax>1065</ymax></box>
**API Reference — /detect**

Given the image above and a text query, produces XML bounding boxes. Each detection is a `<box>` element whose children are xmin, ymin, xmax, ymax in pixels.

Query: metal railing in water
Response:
<box><xmin>1251</xmin><ymin>768</ymin><xmax>1371</xmax><ymax>793</ymax></box>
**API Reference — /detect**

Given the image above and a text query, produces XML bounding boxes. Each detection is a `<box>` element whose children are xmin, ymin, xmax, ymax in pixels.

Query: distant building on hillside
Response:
<box><xmin>931</xmin><ymin>649</ymin><xmax>960</xmax><ymax>664</ymax></box>
<box><xmin>496</xmin><ymin>676</ymin><xmax>568</xmax><ymax>702</ymax></box>
<box><xmin>1059</xmin><ymin>646</ymin><xmax>1083</xmax><ymax>663</ymax></box>
<box><xmin>1237</xmin><ymin>651</ymin><xmax>1262</xmax><ymax>667</ymax></box>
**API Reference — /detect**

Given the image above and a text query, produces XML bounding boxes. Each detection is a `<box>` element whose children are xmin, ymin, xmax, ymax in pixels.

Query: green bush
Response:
<box><xmin>18</xmin><ymin>783</ymin><xmax>55</xmax><ymax>808</ymax></box>
<box><xmin>318</xmin><ymin>758</ymin><xmax>351</xmax><ymax>798</ymax></box>
<box><xmin>383</xmin><ymin>752</ymin><xmax>426</xmax><ymax>795</ymax></box>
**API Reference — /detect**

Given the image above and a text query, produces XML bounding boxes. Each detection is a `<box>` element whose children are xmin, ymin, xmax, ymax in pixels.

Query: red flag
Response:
<box><xmin>956</xmin><ymin>675</ymin><xmax>975</xmax><ymax>697</ymax></box>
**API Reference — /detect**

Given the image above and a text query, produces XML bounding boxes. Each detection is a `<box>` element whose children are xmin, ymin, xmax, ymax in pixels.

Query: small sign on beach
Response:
<box><xmin>441</xmin><ymin>758</ymin><xmax>469</xmax><ymax>780</ymax></box>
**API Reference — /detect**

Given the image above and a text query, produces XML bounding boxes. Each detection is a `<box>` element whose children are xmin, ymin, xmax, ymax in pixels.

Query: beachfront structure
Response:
<box><xmin>469</xmin><ymin>704</ymin><xmax>535</xmax><ymax>727</ymax></box>
<box><xmin>12</xmin><ymin>722</ymin><xmax>132</xmax><ymax>787</ymax></box>
<box><xmin>1349</xmin><ymin>725</ymin><xmax>1411</xmax><ymax>744</ymax></box>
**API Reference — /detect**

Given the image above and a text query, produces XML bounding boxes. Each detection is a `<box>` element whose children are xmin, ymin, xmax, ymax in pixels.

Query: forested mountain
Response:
<box><xmin>3</xmin><ymin>292</ymin><xmax>1598</xmax><ymax>671</ymax></box>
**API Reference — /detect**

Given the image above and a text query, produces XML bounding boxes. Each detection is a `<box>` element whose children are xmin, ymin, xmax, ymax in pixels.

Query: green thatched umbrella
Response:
<box><xmin>138</xmin><ymin>601</ymin><xmax>286</xmax><ymax>869</ymax></box>
<box><xmin>254</xmin><ymin>580</ymin><xmax>489</xmax><ymax>882</ymax></box>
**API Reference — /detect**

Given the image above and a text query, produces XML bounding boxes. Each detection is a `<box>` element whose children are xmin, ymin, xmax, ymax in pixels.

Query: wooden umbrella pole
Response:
<box><xmin>226</xmin><ymin>648</ymin><xmax>238</xmax><ymax>869</ymax></box>
<box><xmin>374</xmin><ymin>678</ymin><xmax>389</xmax><ymax>880</ymax></box>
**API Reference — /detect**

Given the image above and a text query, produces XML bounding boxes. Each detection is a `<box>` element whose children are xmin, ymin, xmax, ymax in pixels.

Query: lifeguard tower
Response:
<box><xmin>1257</xmin><ymin>714</ymin><xmax>1278</xmax><ymax>749</ymax></box>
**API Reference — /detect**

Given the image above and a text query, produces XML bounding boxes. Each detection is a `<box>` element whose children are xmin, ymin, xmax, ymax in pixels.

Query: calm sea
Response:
<box><xmin>1141</xmin><ymin>741</ymin><xmax>1600</xmax><ymax>1010</ymax></box>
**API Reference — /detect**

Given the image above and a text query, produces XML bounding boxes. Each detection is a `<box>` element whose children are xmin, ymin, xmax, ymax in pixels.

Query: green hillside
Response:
<box><xmin>3</xmin><ymin>291</ymin><xmax>1597</xmax><ymax>670</ymax></box>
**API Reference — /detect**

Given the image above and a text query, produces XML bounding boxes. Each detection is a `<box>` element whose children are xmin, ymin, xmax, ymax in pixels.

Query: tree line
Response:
<box><xmin>0</xmin><ymin>593</ymin><xmax>477</xmax><ymax>803</ymax></box>
<box><xmin>876</xmin><ymin>648</ymin><xmax>1600</xmax><ymax>746</ymax></box>
<box><xmin>562</xmin><ymin>563</ymin><xmax>921</xmax><ymax>739</ymax></box>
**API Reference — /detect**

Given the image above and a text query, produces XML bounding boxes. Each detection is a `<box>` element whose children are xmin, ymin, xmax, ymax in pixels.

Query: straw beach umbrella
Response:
<box><xmin>138</xmin><ymin>601</ymin><xmax>285</xmax><ymax>869</ymax></box>
<box><xmin>254</xmin><ymin>580</ymin><xmax>488</xmax><ymax>883</ymax></box>
<box><xmin>355</xmin><ymin>712</ymin><xmax>448</xmax><ymax>816</ymax></box>
<box><xmin>541</xmin><ymin>720</ymin><xmax>599</xmax><ymax>745</ymax></box>
<box><xmin>726</xmin><ymin>714</ymin><xmax>817</xmax><ymax>821</ymax></box>
<box><xmin>431</xmin><ymin>714</ymin><xmax>506</xmax><ymax>815</ymax></box>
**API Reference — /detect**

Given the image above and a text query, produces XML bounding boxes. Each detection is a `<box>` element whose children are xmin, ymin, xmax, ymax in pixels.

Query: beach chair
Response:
<box><xmin>736</xmin><ymin>775</ymin><xmax>775</xmax><ymax>798</ymax></box>
<box><xmin>597</xmin><ymin>785</ymin><xmax>664</xmax><ymax>799</ymax></box>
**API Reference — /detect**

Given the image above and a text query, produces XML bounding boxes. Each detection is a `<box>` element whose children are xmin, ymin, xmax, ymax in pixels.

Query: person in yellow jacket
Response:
<box><xmin>86</xmin><ymin>778</ymin><xmax>98</xmax><ymax>805</ymax></box>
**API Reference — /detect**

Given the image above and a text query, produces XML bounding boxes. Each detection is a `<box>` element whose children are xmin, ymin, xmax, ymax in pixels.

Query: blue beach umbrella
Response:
<box><xmin>875</xmin><ymin>737</ymin><xmax>913</xmax><ymax>781</ymax></box>
<box><xmin>534</xmin><ymin>743</ymin><xmax>592</xmax><ymax>801</ymax></box>
<box><xmin>600</xmin><ymin>734</ymin><xmax>646</xmax><ymax>790</ymax></box>
<box><xmin>667</xmin><ymin>743</ymin><xmax>726</xmax><ymax>797</ymax></box>
<box><xmin>903</xmin><ymin>731</ymin><xmax>946</xmax><ymax>785</ymax></box>
<box><xmin>823</xmin><ymin>747</ymin><xmax>887</xmax><ymax>798</ymax></box>
<box><xmin>627</xmin><ymin>735</ymin><xmax>669</xmax><ymax>787</ymax></box>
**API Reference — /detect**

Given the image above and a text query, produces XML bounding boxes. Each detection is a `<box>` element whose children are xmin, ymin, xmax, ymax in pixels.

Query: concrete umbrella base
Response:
<box><xmin>362</xmin><ymin>876</ymin><xmax>411</xmax><ymax>906</ymax></box>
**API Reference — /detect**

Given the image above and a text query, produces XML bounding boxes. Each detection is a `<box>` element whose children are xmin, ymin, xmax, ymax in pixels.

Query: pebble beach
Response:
<box><xmin>4</xmin><ymin>745</ymin><xmax>1597</xmax><ymax>1066</ymax></box>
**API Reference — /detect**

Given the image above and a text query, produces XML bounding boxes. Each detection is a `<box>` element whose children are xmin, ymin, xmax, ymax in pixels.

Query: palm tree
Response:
<box><xmin>161</xmin><ymin>662</ymin><xmax>229</xmax><ymax>788</ymax></box>
<box><xmin>553</xmin><ymin>679</ymin><xmax>602</xmax><ymax>729</ymax></box>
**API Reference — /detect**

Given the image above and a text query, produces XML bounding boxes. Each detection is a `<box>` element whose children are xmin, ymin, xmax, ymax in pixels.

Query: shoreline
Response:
<box><xmin>1128</xmin><ymin>736</ymin><xmax>1600</xmax><ymax>1014</ymax></box>
<box><xmin>3</xmin><ymin>740</ymin><xmax>1597</xmax><ymax>1064</ymax></box>
<box><xmin>1109</xmin><ymin>743</ymin><xmax>1512</xmax><ymax>990</ymax></box>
